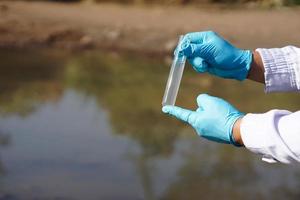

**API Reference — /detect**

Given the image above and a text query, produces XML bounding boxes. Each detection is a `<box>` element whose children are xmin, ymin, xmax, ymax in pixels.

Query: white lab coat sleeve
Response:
<box><xmin>240</xmin><ymin>46</ymin><xmax>300</xmax><ymax>164</ymax></box>
<box><xmin>256</xmin><ymin>46</ymin><xmax>300</xmax><ymax>93</ymax></box>
<box><xmin>241</xmin><ymin>110</ymin><xmax>300</xmax><ymax>164</ymax></box>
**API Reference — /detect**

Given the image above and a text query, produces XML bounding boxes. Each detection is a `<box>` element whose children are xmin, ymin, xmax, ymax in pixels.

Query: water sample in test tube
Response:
<box><xmin>162</xmin><ymin>35</ymin><xmax>188</xmax><ymax>106</ymax></box>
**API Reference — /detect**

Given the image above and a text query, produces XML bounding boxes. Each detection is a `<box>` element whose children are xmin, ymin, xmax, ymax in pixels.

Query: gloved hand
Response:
<box><xmin>162</xmin><ymin>94</ymin><xmax>244</xmax><ymax>145</ymax></box>
<box><xmin>176</xmin><ymin>31</ymin><xmax>252</xmax><ymax>81</ymax></box>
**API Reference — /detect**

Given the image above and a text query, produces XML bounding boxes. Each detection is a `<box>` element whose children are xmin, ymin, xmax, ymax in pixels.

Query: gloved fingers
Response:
<box><xmin>188</xmin><ymin>57</ymin><xmax>209</xmax><ymax>73</ymax></box>
<box><xmin>183</xmin><ymin>32</ymin><xmax>210</xmax><ymax>44</ymax></box>
<box><xmin>162</xmin><ymin>105</ymin><xmax>198</xmax><ymax>125</ymax></box>
<box><xmin>173</xmin><ymin>45</ymin><xmax>182</xmax><ymax>56</ymax></box>
<box><xmin>176</xmin><ymin>35</ymin><xmax>210</xmax><ymax>59</ymax></box>
<box><xmin>180</xmin><ymin>42</ymin><xmax>195</xmax><ymax>58</ymax></box>
<box><xmin>181</xmin><ymin>43</ymin><xmax>212</xmax><ymax>60</ymax></box>
<box><xmin>173</xmin><ymin>37</ymin><xmax>191</xmax><ymax>57</ymax></box>
<box><xmin>207</xmin><ymin>67</ymin><xmax>242</xmax><ymax>80</ymax></box>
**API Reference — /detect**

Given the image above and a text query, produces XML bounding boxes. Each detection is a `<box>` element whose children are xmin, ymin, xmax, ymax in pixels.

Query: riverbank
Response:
<box><xmin>0</xmin><ymin>1</ymin><xmax>300</xmax><ymax>55</ymax></box>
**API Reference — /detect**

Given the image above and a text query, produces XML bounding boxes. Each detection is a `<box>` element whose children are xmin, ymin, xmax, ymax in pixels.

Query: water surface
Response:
<box><xmin>0</xmin><ymin>49</ymin><xmax>299</xmax><ymax>200</ymax></box>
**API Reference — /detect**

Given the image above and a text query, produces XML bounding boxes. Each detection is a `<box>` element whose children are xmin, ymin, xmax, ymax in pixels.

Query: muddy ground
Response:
<box><xmin>0</xmin><ymin>1</ymin><xmax>300</xmax><ymax>55</ymax></box>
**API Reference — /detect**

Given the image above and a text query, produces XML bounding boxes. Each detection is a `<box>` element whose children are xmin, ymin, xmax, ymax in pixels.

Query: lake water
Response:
<box><xmin>0</xmin><ymin>49</ymin><xmax>299</xmax><ymax>200</ymax></box>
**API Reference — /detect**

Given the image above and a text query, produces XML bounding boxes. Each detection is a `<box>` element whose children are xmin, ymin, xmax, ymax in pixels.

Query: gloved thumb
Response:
<box><xmin>162</xmin><ymin>105</ymin><xmax>197</xmax><ymax>125</ymax></box>
<box><xmin>196</xmin><ymin>93</ymin><xmax>218</xmax><ymax>109</ymax></box>
<box><xmin>188</xmin><ymin>57</ymin><xmax>209</xmax><ymax>73</ymax></box>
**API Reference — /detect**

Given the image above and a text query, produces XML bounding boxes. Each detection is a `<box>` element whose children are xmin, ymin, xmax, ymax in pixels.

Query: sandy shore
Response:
<box><xmin>0</xmin><ymin>1</ymin><xmax>300</xmax><ymax>54</ymax></box>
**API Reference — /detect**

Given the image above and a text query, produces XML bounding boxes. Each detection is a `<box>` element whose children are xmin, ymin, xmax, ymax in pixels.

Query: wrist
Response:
<box><xmin>231</xmin><ymin>117</ymin><xmax>244</xmax><ymax>146</ymax></box>
<box><xmin>247</xmin><ymin>50</ymin><xmax>265</xmax><ymax>83</ymax></box>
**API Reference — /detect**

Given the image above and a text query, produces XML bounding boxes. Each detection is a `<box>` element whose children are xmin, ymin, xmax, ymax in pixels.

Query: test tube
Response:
<box><xmin>162</xmin><ymin>35</ymin><xmax>187</xmax><ymax>106</ymax></box>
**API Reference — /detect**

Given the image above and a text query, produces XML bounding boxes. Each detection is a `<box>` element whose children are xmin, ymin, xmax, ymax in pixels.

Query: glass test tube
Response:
<box><xmin>162</xmin><ymin>35</ymin><xmax>187</xmax><ymax>106</ymax></box>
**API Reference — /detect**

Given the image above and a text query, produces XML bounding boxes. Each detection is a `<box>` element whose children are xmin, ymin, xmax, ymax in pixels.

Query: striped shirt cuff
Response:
<box><xmin>256</xmin><ymin>46</ymin><xmax>300</xmax><ymax>93</ymax></box>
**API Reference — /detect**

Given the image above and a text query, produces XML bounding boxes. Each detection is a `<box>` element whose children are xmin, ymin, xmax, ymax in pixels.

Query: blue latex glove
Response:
<box><xmin>162</xmin><ymin>94</ymin><xmax>244</xmax><ymax>145</ymax></box>
<box><xmin>177</xmin><ymin>31</ymin><xmax>252</xmax><ymax>81</ymax></box>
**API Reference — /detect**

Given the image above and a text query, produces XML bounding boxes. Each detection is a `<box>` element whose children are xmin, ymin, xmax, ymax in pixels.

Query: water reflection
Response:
<box><xmin>0</xmin><ymin>50</ymin><xmax>65</xmax><ymax>116</ymax></box>
<box><xmin>0</xmin><ymin>49</ymin><xmax>299</xmax><ymax>199</ymax></box>
<box><xmin>0</xmin><ymin>130</ymin><xmax>10</xmax><ymax>175</ymax></box>
<box><xmin>161</xmin><ymin>142</ymin><xmax>300</xmax><ymax>200</ymax></box>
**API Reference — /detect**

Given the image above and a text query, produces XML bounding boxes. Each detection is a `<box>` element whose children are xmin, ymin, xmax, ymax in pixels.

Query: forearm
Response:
<box><xmin>234</xmin><ymin>50</ymin><xmax>264</xmax><ymax>143</ymax></box>
<box><xmin>233</xmin><ymin>110</ymin><xmax>300</xmax><ymax>163</ymax></box>
<box><xmin>234</xmin><ymin>46</ymin><xmax>300</xmax><ymax>147</ymax></box>
<box><xmin>247</xmin><ymin>46</ymin><xmax>300</xmax><ymax>93</ymax></box>
<box><xmin>250</xmin><ymin>46</ymin><xmax>300</xmax><ymax>92</ymax></box>
<box><xmin>241</xmin><ymin>110</ymin><xmax>300</xmax><ymax>163</ymax></box>
<box><xmin>247</xmin><ymin>51</ymin><xmax>265</xmax><ymax>84</ymax></box>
